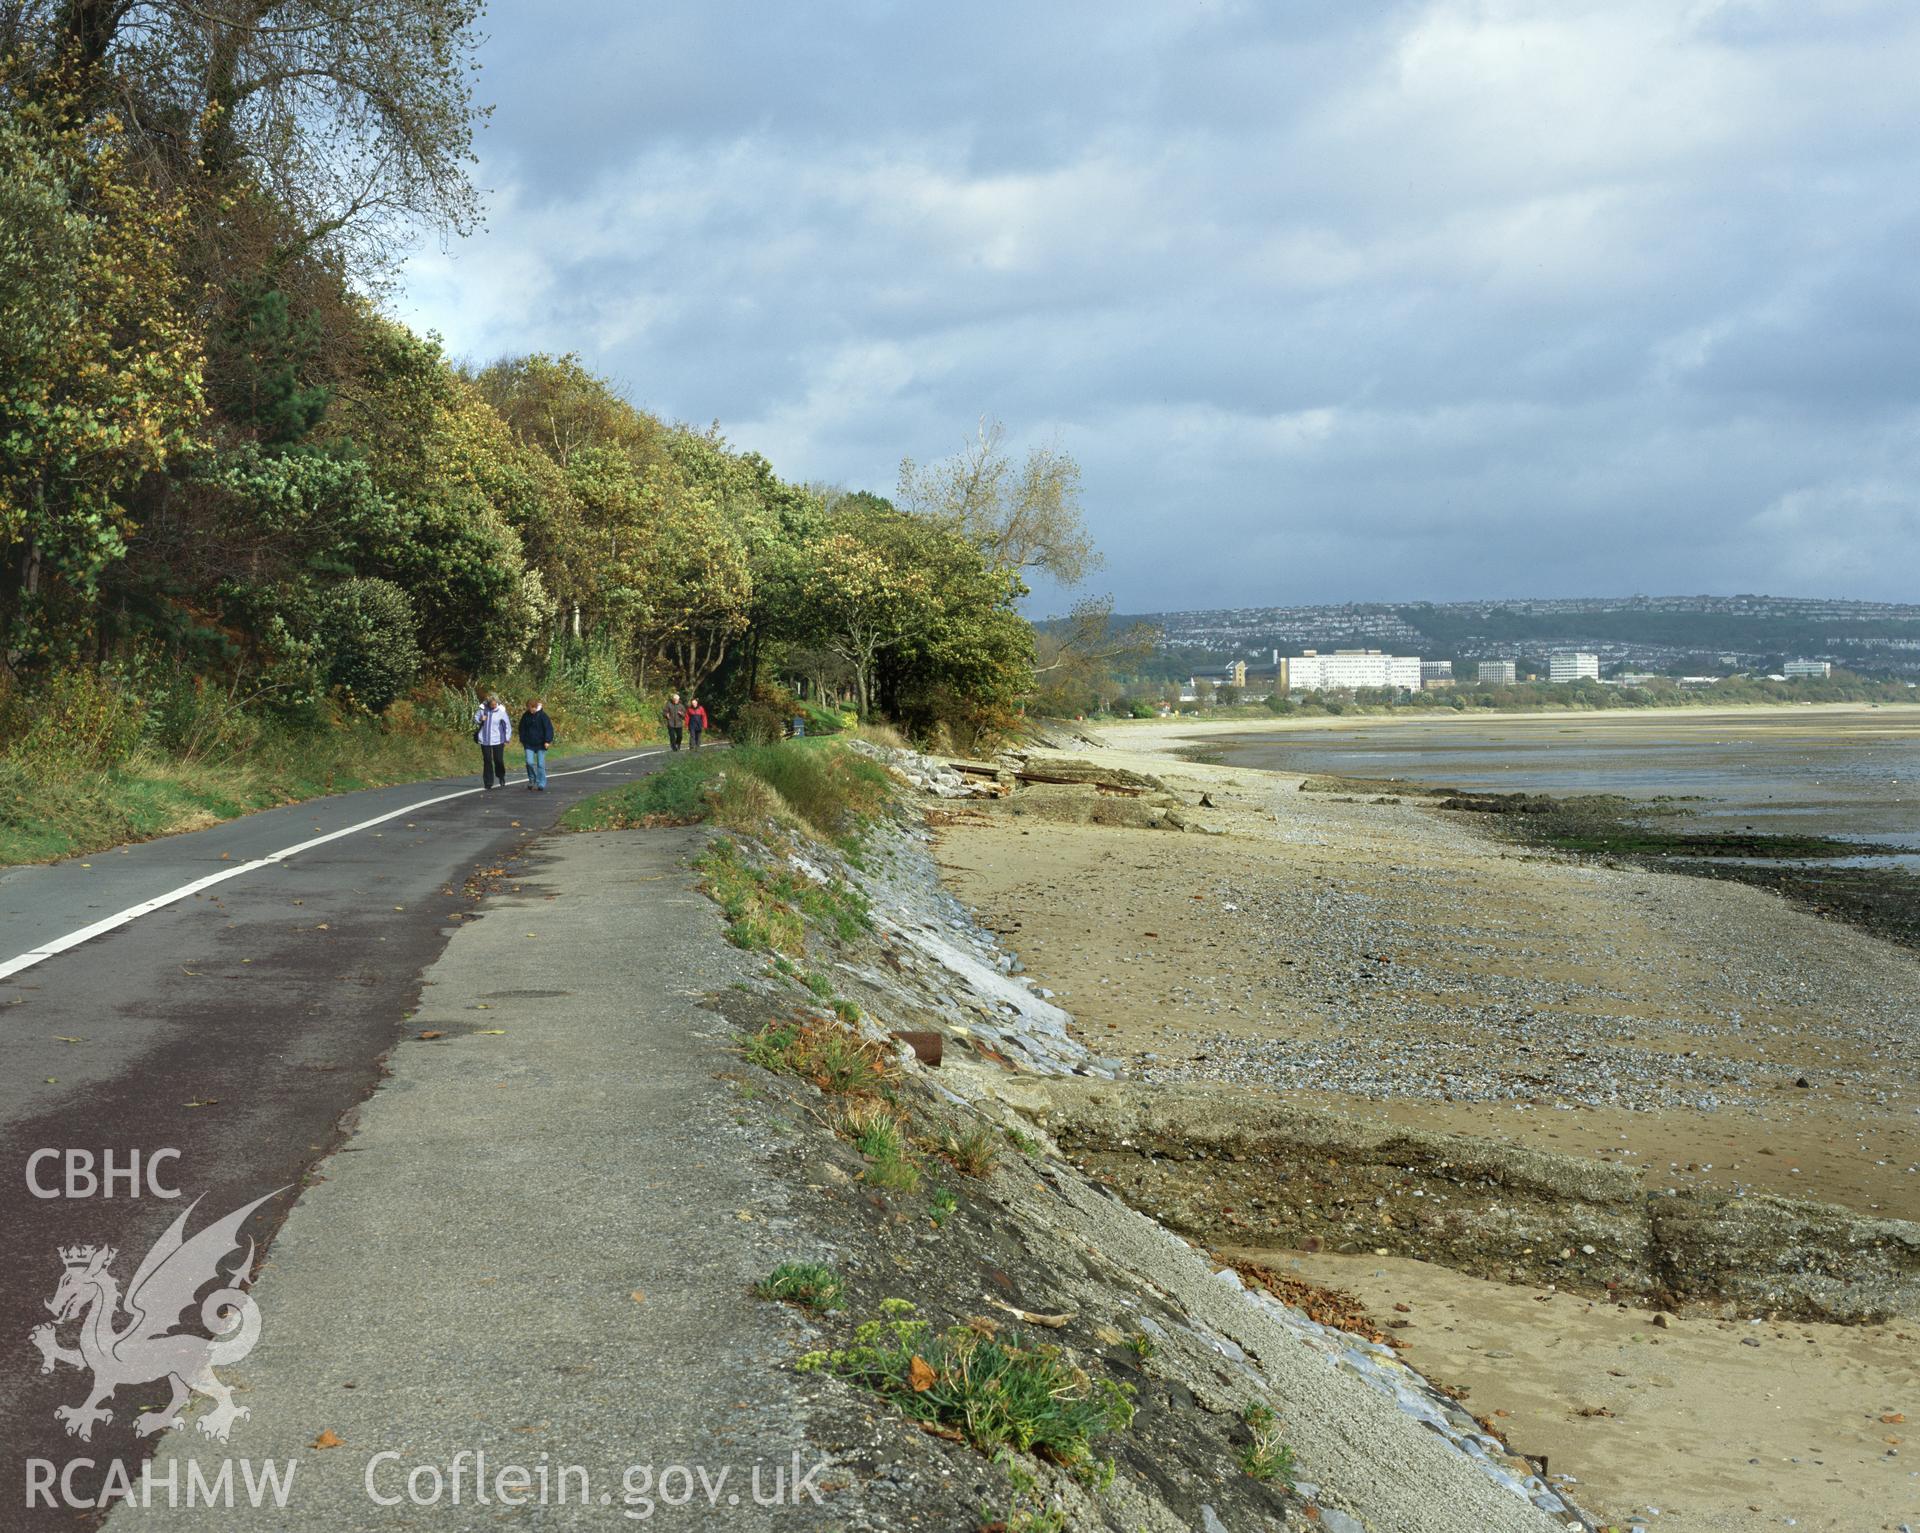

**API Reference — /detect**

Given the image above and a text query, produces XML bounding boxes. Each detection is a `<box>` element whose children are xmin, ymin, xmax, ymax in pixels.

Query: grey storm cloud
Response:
<box><xmin>396</xmin><ymin>0</ymin><xmax>1920</xmax><ymax>612</ymax></box>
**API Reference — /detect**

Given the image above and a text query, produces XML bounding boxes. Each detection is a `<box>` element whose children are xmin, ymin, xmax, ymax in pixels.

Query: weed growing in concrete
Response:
<box><xmin>981</xmin><ymin>1457</ymin><xmax>1068</xmax><ymax>1532</ymax></box>
<box><xmin>1238</xmin><ymin>1403</ymin><xmax>1295</xmax><ymax>1487</ymax></box>
<box><xmin>798</xmin><ymin>1301</ymin><xmax>1134</xmax><ymax>1477</ymax></box>
<box><xmin>1004</xmin><ymin>1126</ymin><xmax>1043</xmax><ymax>1157</ymax></box>
<box><xmin>742</xmin><ymin>1015</ymin><xmax>895</xmax><ymax>1096</ymax></box>
<box><xmin>940</xmin><ymin>1125</ymin><xmax>1001</xmax><ymax>1179</ymax></box>
<box><xmin>839</xmin><ymin>1100</ymin><xmax>906</xmax><ymax>1159</ymax></box>
<box><xmin>863</xmin><ymin>1155</ymin><xmax>921</xmax><ymax>1194</ymax></box>
<box><xmin>694</xmin><ymin>839</ymin><xmax>870</xmax><ymax>957</ymax></box>
<box><xmin>755</xmin><ymin>1261</ymin><xmax>846</xmax><ymax>1312</ymax></box>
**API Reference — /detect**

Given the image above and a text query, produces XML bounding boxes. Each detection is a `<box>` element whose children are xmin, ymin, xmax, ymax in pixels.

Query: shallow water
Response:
<box><xmin>1207</xmin><ymin>708</ymin><xmax>1920</xmax><ymax>868</ymax></box>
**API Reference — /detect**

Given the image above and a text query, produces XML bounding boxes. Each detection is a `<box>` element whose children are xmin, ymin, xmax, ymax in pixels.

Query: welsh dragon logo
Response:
<box><xmin>30</xmin><ymin>1190</ymin><xmax>283</xmax><ymax>1443</ymax></box>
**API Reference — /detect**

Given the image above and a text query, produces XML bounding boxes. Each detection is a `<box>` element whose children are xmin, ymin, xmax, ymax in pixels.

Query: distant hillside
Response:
<box><xmin>1097</xmin><ymin>595</ymin><xmax>1920</xmax><ymax>678</ymax></box>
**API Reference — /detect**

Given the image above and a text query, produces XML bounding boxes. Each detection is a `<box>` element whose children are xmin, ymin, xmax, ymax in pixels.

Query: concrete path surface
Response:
<box><xmin>94</xmin><ymin>828</ymin><xmax>838</xmax><ymax>1530</ymax></box>
<box><xmin>2</xmin><ymin>747</ymin><xmax>680</xmax><ymax>1515</ymax></box>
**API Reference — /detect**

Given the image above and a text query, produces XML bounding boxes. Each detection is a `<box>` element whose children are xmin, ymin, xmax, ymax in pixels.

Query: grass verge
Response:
<box><xmin>562</xmin><ymin>738</ymin><xmax>892</xmax><ymax>846</ymax></box>
<box><xmin>0</xmin><ymin>702</ymin><xmax>655</xmax><ymax>867</ymax></box>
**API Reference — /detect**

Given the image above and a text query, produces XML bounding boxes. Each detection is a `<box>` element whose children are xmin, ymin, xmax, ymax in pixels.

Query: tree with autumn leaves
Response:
<box><xmin>0</xmin><ymin>8</ymin><xmax>1093</xmax><ymax>745</ymax></box>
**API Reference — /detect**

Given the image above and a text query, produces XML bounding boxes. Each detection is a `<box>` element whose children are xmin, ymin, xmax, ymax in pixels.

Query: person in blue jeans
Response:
<box><xmin>518</xmin><ymin>697</ymin><xmax>556</xmax><ymax>791</ymax></box>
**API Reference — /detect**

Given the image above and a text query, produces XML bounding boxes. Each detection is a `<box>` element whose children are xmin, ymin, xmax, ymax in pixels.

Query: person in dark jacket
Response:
<box><xmin>686</xmin><ymin>697</ymin><xmax>709</xmax><ymax>750</ymax></box>
<box><xmin>519</xmin><ymin>698</ymin><xmax>556</xmax><ymax>791</ymax></box>
<box><xmin>660</xmin><ymin>693</ymin><xmax>687</xmax><ymax>751</ymax></box>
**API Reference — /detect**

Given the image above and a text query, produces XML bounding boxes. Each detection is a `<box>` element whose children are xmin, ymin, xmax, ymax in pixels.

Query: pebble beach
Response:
<box><xmin>930</xmin><ymin>717</ymin><xmax>1920</xmax><ymax>1531</ymax></box>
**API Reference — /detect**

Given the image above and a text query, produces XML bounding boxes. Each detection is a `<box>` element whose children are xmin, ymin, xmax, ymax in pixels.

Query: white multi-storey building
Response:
<box><xmin>1548</xmin><ymin>650</ymin><xmax>1600</xmax><ymax>684</ymax></box>
<box><xmin>1784</xmin><ymin>659</ymin><xmax>1832</xmax><ymax>679</ymax></box>
<box><xmin>1283</xmin><ymin>649</ymin><xmax>1423</xmax><ymax>692</ymax></box>
<box><xmin>1476</xmin><ymin>660</ymin><xmax>1517</xmax><ymax>686</ymax></box>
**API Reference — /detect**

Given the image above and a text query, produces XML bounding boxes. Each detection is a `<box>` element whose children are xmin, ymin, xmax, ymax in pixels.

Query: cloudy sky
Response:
<box><xmin>395</xmin><ymin>0</ymin><xmax>1920</xmax><ymax>614</ymax></box>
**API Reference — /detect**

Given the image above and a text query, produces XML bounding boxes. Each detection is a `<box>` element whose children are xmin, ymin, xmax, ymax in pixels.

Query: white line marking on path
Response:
<box><xmin>0</xmin><ymin>751</ymin><xmax>664</xmax><ymax>983</ymax></box>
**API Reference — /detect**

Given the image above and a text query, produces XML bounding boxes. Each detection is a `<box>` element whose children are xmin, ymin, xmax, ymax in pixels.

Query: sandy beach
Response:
<box><xmin>930</xmin><ymin>719</ymin><xmax>1920</xmax><ymax>1530</ymax></box>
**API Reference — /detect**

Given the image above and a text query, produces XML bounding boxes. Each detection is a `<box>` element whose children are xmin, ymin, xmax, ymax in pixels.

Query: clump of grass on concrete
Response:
<box><xmin>839</xmin><ymin>1099</ymin><xmax>906</xmax><ymax>1158</ymax></box>
<box><xmin>837</xmin><ymin>1100</ymin><xmax>922</xmax><ymax>1192</ymax></box>
<box><xmin>741</xmin><ymin>1014</ymin><xmax>895</xmax><ymax>1096</ymax></box>
<box><xmin>798</xmin><ymin>1300</ymin><xmax>1134</xmax><ymax>1478</ymax></box>
<box><xmin>939</xmin><ymin>1125</ymin><xmax>1001</xmax><ymax>1179</ymax></box>
<box><xmin>754</xmin><ymin>1261</ymin><xmax>846</xmax><ymax>1312</ymax></box>
<box><xmin>1238</xmin><ymin>1403</ymin><xmax>1296</xmax><ymax>1487</ymax></box>
<box><xmin>689</xmin><ymin>839</ymin><xmax>870</xmax><ymax>957</ymax></box>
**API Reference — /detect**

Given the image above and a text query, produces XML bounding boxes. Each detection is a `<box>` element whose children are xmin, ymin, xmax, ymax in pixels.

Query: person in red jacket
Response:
<box><xmin>686</xmin><ymin>697</ymin><xmax>709</xmax><ymax>750</ymax></box>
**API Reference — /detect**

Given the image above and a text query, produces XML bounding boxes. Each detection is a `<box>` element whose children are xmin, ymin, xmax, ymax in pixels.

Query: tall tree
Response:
<box><xmin>0</xmin><ymin>89</ymin><xmax>205</xmax><ymax>664</ymax></box>
<box><xmin>897</xmin><ymin>417</ymin><xmax>1100</xmax><ymax>590</ymax></box>
<box><xmin>2</xmin><ymin>0</ymin><xmax>487</xmax><ymax>269</ymax></box>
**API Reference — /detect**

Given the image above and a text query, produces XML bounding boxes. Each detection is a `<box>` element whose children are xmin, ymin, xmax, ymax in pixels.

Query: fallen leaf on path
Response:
<box><xmin>1883</xmin><ymin>1413</ymin><xmax>1906</xmax><ymax>1424</ymax></box>
<box><xmin>219</xmin><ymin>852</ymin><xmax>231</xmax><ymax>860</ymax></box>
<box><xmin>906</xmin><ymin>1356</ymin><xmax>936</xmax><ymax>1392</ymax></box>
<box><xmin>417</xmin><ymin>1030</ymin><xmax>445</xmax><ymax>1040</ymax></box>
<box><xmin>183</xmin><ymin>1099</ymin><xmax>219</xmax><ymax>1108</ymax></box>
<box><xmin>181</xmin><ymin>969</ymin><xmax>200</xmax><ymax>976</ymax></box>
<box><xmin>478</xmin><ymin>1029</ymin><xmax>506</xmax><ymax>1035</ymax></box>
<box><xmin>312</xmin><ymin>1430</ymin><xmax>343</xmax><ymax>1450</ymax></box>
<box><xmin>393</xmin><ymin>906</ymin><xmax>404</xmax><ymax>911</ymax></box>
<box><xmin>53</xmin><ymin>1036</ymin><xmax>82</xmax><ymax>1043</ymax></box>
<box><xmin>630</xmin><ymin>1290</ymin><xmax>646</xmax><ymax>1304</ymax></box>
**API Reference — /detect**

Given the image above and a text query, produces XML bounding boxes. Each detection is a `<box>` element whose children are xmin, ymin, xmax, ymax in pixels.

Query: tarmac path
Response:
<box><xmin>0</xmin><ymin>746</ymin><xmax>679</xmax><ymax>1525</ymax></box>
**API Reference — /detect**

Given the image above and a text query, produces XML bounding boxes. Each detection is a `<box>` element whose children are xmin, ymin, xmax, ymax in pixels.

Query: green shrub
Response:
<box><xmin>317</xmin><ymin>578</ymin><xmax>423</xmax><ymax>711</ymax></box>
<box><xmin>1</xmin><ymin>668</ymin><xmax>145</xmax><ymax>773</ymax></box>
<box><xmin>730</xmin><ymin>699</ymin><xmax>787</xmax><ymax>746</ymax></box>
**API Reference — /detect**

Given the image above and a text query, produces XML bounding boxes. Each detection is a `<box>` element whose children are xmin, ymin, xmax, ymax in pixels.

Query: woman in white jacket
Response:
<box><xmin>474</xmin><ymin>691</ymin><xmax>513</xmax><ymax>789</ymax></box>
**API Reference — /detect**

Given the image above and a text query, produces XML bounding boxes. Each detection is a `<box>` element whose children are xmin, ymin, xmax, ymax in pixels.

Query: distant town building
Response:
<box><xmin>1609</xmin><ymin>672</ymin><xmax>1663</xmax><ymax>687</ymax></box>
<box><xmin>1784</xmin><ymin>659</ymin><xmax>1832</xmax><ymax>679</ymax></box>
<box><xmin>1476</xmin><ymin>660</ymin><xmax>1517</xmax><ymax>686</ymax></box>
<box><xmin>1284</xmin><ymin>649</ymin><xmax>1423</xmax><ymax>692</ymax></box>
<box><xmin>1420</xmin><ymin>661</ymin><xmax>1454</xmax><ymax>683</ymax></box>
<box><xmin>1548</xmin><ymin>650</ymin><xmax>1600</xmax><ymax>684</ymax></box>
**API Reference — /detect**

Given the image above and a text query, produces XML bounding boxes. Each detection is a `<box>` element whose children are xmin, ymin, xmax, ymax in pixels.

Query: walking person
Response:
<box><xmin>518</xmin><ymin>697</ymin><xmax>555</xmax><ymax>791</ymax></box>
<box><xmin>661</xmin><ymin>692</ymin><xmax>687</xmax><ymax>751</ymax></box>
<box><xmin>686</xmin><ymin>696</ymin><xmax>709</xmax><ymax>750</ymax></box>
<box><xmin>473</xmin><ymin>691</ymin><xmax>512</xmax><ymax>789</ymax></box>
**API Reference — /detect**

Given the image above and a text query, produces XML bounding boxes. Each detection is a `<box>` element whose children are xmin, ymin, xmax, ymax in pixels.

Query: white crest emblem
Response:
<box><xmin>30</xmin><ymin>1190</ymin><xmax>282</xmax><ymax>1442</ymax></box>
